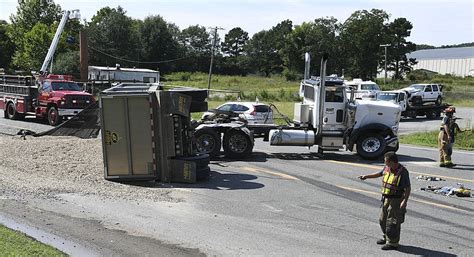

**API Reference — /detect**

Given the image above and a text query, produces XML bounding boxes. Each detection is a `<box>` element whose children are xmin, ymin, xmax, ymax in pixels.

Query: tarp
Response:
<box><xmin>18</xmin><ymin>102</ymin><xmax>101</xmax><ymax>139</ymax></box>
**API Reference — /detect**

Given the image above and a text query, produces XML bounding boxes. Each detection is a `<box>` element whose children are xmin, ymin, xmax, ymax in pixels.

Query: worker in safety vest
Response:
<box><xmin>438</xmin><ymin>107</ymin><xmax>456</xmax><ymax>168</ymax></box>
<box><xmin>358</xmin><ymin>152</ymin><xmax>411</xmax><ymax>251</ymax></box>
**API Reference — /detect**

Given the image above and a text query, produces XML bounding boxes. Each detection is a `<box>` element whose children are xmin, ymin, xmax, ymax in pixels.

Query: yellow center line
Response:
<box><xmin>241</xmin><ymin>166</ymin><xmax>299</xmax><ymax>180</ymax></box>
<box><xmin>336</xmin><ymin>185</ymin><xmax>462</xmax><ymax>212</ymax></box>
<box><xmin>327</xmin><ymin>160</ymin><xmax>474</xmax><ymax>183</ymax></box>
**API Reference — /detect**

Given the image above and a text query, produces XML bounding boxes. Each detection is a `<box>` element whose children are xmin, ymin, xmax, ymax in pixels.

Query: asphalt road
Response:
<box><xmin>0</xmin><ymin>109</ymin><xmax>473</xmax><ymax>256</ymax></box>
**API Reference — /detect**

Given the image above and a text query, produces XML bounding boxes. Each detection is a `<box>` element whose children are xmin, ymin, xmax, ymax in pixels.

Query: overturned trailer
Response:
<box><xmin>100</xmin><ymin>83</ymin><xmax>209</xmax><ymax>183</ymax></box>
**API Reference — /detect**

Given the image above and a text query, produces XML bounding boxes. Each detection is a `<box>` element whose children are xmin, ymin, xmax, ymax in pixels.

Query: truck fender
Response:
<box><xmin>349</xmin><ymin>123</ymin><xmax>393</xmax><ymax>147</ymax></box>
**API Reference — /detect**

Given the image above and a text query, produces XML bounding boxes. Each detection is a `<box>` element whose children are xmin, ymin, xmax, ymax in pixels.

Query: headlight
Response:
<box><xmin>392</xmin><ymin>125</ymin><xmax>399</xmax><ymax>134</ymax></box>
<box><xmin>72</xmin><ymin>100</ymin><xmax>77</xmax><ymax>104</ymax></box>
<box><xmin>60</xmin><ymin>101</ymin><xmax>65</xmax><ymax>105</ymax></box>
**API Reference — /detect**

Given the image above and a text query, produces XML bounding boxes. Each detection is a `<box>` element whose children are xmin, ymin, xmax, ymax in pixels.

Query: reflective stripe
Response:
<box><xmin>381</xmin><ymin>166</ymin><xmax>404</xmax><ymax>195</ymax></box>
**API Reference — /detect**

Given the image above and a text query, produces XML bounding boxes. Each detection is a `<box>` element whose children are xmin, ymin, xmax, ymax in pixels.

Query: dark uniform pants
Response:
<box><xmin>379</xmin><ymin>197</ymin><xmax>406</xmax><ymax>246</ymax></box>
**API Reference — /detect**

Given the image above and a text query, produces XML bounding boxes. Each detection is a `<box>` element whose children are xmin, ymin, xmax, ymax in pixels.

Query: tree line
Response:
<box><xmin>0</xmin><ymin>0</ymin><xmax>419</xmax><ymax>80</ymax></box>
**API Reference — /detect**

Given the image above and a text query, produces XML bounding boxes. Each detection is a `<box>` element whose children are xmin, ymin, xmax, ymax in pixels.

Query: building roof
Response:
<box><xmin>408</xmin><ymin>46</ymin><xmax>474</xmax><ymax>60</ymax></box>
<box><xmin>88</xmin><ymin>66</ymin><xmax>159</xmax><ymax>73</ymax></box>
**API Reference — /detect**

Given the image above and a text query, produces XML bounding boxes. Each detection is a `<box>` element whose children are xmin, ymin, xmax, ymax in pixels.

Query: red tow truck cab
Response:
<box><xmin>1</xmin><ymin>74</ymin><xmax>95</xmax><ymax>126</ymax></box>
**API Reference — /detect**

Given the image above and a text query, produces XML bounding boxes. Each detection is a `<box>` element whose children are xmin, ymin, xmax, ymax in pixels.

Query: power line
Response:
<box><xmin>89</xmin><ymin>46</ymin><xmax>192</xmax><ymax>64</ymax></box>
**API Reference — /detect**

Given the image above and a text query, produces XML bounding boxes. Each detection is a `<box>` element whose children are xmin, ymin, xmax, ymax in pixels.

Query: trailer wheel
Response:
<box><xmin>425</xmin><ymin>110</ymin><xmax>437</xmax><ymax>119</ymax></box>
<box><xmin>194</xmin><ymin>129</ymin><xmax>221</xmax><ymax>158</ymax></box>
<box><xmin>356</xmin><ymin>133</ymin><xmax>386</xmax><ymax>160</ymax></box>
<box><xmin>223</xmin><ymin>129</ymin><xmax>253</xmax><ymax>159</ymax></box>
<box><xmin>177</xmin><ymin>154</ymin><xmax>211</xmax><ymax>181</ymax></box>
<box><xmin>47</xmin><ymin>106</ymin><xmax>61</xmax><ymax>126</ymax></box>
<box><xmin>6</xmin><ymin>102</ymin><xmax>22</xmax><ymax>120</ymax></box>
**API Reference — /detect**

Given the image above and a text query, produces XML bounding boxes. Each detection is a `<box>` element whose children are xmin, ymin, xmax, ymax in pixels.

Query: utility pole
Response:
<box><xmin>380</xmin><ymin>44</ymin><xmax>390</xmax><ymax>85</ymax></box>
<box><xmin>207</xmin><ymin>26</ymin><xmax>224</xmax><ymax>90</ymax></box>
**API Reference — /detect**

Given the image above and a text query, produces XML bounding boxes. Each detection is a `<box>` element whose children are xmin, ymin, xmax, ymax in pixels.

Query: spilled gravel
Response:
<box><xmin>0</xmin><ymin>135</ymin><xmax>177</xmax><ymax>203</ymax></box>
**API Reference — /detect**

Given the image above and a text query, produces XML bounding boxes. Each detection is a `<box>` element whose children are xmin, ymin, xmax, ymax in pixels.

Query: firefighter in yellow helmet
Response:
<box><xmin>438</xmin><ymin>107</ymin><xmax>456</xmax><ymax>168</ymax></box>
<box><xmin>358</xmin><ymin>152</ymin><xmax>411</xmax><ymax>251</ymax></box>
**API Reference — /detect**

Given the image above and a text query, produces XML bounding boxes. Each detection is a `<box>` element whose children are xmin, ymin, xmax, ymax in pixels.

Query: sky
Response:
<box><xmin>1</xmin><ymin>0</ymin><xmax>473</xmax><ymax>47</ymax></box>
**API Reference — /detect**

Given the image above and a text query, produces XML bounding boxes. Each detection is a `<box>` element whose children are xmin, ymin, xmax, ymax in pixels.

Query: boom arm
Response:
<box><xmin>40</xmin><ymin>10</ymin><xmax>80</xmax><ymax>75</ymax></box>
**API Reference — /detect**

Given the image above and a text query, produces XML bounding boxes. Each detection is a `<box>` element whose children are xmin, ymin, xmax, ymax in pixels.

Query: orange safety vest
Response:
<box><xmin>381</xmin><ymin>165</ymin><xmax>406</xmax><ymax>196</ymax></box>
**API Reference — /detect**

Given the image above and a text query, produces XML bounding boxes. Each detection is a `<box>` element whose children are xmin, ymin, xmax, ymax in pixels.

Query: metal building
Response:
<box><xmin>408</xmin><ymin>46</ymin><xmax>474</xmax><ymax>77</ymax></box>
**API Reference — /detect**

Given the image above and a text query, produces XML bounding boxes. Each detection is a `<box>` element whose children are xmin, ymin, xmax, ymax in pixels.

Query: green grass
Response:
<box><xmin>0</xmin><ymin>224</ymin><xmax>67</xmax><ymax>256</ymax></box>
<box><xmin>400</xmin><ymin>129</ymin><xmax>474</xmax><ymax>151</ymax></box>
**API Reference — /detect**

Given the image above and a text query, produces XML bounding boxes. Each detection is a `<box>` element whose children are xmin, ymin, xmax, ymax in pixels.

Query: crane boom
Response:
<box><xmin>40</xmin><ymin>10</ymin><xmax>80</xmax><ymax>75</ymax></box>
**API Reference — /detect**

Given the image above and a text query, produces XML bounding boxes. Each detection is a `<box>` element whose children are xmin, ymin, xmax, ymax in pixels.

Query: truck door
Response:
<box><xmin>39</xmin><ymin>81</ymin><xmax>52</xmax><ymax>107</ymax></box>
<box><xmin>423</xmin><ymin>85</ymin><xmax>434</xmax><ymax>101</ymax></box>
<box><xmin>322</xmin><ymin>87</ymin><xmax>345</xmax><ymax>131</ymax></box>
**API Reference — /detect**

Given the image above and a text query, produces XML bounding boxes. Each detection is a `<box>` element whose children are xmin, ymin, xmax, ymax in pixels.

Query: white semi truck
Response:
<box><xmin>195</xmin><ymin>54</ymin><xmax>401</xmax><ymax>160</ymax></box>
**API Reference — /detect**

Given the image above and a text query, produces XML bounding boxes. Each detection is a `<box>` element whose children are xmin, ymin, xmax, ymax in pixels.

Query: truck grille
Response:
<box><xmin>65</xmin><ymin>95</ymin><xmax>93</xmax><ymax>108</ymax></box>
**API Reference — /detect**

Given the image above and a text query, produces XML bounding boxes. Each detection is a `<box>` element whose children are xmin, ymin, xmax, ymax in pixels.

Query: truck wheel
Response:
<box><xmin>356</xmin><ymin>133</ymin><xmax>386</xmax><ymax>160</ymax></box>
<box><xmin>177</xmin><ymin>154</ymin><xmax>211</xmax><ymax>181</ymax></box>
<box><xmin>47</xmin><ymin>106</ymin><xmax>62</xmax><ymax>126</ymax></box>
<box><xmin>425</xmin><ymin>110</ymin><xmax>437</xmax><ymax>119</ymax></box>
<box><xmin>223</xmin><ymin>129</ymin><xmax>253</xmax><ymax>159</ymax></box>
<box><xmin>6</xmin><ymin>102</ymin><xmax>22</xmax><ymax>120</ymax></box>
<box><xmin>194</xmin><ymin>129</ymin><xmax>221</xmax><ymax>158</ymax></box>
<box><xmin>435</xmin><ymin>96</ymin><xmax>442</xmax><ymax>106</ymax></box>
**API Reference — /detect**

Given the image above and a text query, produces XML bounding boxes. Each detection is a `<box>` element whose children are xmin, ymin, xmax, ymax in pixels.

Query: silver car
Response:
<box><xmin>202</xmin><ymin>101</ymin><xmax>274</xmax><ymax>124</ymax></box>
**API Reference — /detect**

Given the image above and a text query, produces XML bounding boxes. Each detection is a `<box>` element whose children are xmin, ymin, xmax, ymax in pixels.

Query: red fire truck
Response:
<box><xmin>1</xmin><ymin>74</ymin><xmax>95</xmax><ymax>125</ymax></box>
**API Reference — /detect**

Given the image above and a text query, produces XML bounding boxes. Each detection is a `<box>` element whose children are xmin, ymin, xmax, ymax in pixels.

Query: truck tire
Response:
<box><xmin>356</xmin><ymin>133</ymin><xmax>386</xmax><ymax>160</ymax></box>
<box><xmin>223</xmin><ymin>129</ymin><xmax>253</xmax><ymax>159</ymax></box>
<box><xmin>194</xmin><ymin>129</ymin><xmax>221</xmax><ymax>158</ymax></box>
<box><xmin>47</xmin><ymin>106</ymin><xmax>61</xmax><ymax>126</ymax></box>
<box><xmin>425</xmin><ymin>110</ymin><xmax>437</xmax><ymax>119</ymax></box>
<box><xmin>176</xmin><ymin>154</ymin><xmax>211</xmax><ymax>181</ymax></box>
<box><xmin>6</xmin><ymin>102</ymin><xmax>23</xmax><ymax>120</ymax></box>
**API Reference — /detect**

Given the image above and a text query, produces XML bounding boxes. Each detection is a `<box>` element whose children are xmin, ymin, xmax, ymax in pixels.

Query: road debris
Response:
<box><xmin>421</xmin><ymin>184</ymin><xmax>471</xmax><ymax>197</ymax></box>
<box><xmin>416</xmin><ymin>175</ymin><xmax>445</xmax><ymax>181</ymax></box>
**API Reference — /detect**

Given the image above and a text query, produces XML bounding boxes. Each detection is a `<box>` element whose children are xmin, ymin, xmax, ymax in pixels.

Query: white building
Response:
<box><xmin>407</xmin><ymin>46</ymin><xmax>474</xmax><ymax>77</ymax></box>
<box><xmin>88</xmin><ymin>65</ymin><xmax>160</xmax><ymax>83</ymax></box>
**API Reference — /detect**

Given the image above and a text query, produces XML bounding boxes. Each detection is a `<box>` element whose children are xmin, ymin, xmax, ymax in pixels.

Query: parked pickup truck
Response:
<box><xmin>1</xmin><ymin>74</ymin><xmax>95</xmax><ymax>125</ymax></box>
<box><xmin>401</xmin><ymin>83</ymin><xmax>444</xmax><ymax>106</ymax></box>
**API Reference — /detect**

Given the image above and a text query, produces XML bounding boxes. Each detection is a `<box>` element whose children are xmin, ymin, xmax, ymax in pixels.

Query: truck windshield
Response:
<box><xmin>52</xmin><ymin>82</ymin><xmax>82</xmax><ymax>91</ymax></box>
<box><xmin>361</xmin><ymin>84</ymin><xmax>380</xmax><ymax>91</ymax></box>
<box><xmin>377</xmin><ymin>93</ymin><xmax>398</xmax><ymax>101</ymax></box>
<box><xmin>410</xmin><ymin>84</ymin><xmax>425</xmax><ymax>91</ymax></box>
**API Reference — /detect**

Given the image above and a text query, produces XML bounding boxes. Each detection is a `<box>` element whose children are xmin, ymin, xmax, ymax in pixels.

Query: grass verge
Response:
<box><xmin>0</xmin><ymin>224</ymin><xmax>66</xmax><ymax>256</ymax></box>
<box><xmin>399</xmin><ymin>129</ymin><xmax>474</xmax><ymax>151</ymax></box>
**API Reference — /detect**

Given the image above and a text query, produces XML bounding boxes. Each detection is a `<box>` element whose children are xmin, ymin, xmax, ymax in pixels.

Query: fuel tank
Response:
<box><xmin>269</xmin><ymin>129</ymin><xmax>315</xmax><ymax>146</ymax></box>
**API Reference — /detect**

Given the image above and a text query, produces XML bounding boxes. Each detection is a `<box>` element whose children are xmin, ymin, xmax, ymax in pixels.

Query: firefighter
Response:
<box><xmin>358</xmin><ymin>152</ymin><xmax>411</xmax><ymax>250</ymax></box>
<box><xmin>438</xmin><ymin>107</ymin><xmax>456</xmax><ymax>168</ymax></box>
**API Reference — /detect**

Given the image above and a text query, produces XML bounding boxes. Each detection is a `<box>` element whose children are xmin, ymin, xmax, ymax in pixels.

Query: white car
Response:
<box><xmin>401</xmin><ymin>84</ymin><xmax>443</xmax><ymax>105</ymax></box>
<box><xmin>345</xmin><ymin>79</ymin><xmax>381</xmax><ymax>100</ymax></box>
<box><xmin>202</xmin><ymin>102</ymin><xmax>274</xmax><ymax>124</ymax></box>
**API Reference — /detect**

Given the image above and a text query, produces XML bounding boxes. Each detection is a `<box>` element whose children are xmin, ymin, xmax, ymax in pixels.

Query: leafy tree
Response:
<box><xmin>11</xmin><ymin>23</ymin><xmax>53</xmax><ymax>71</ymax></box>
<box><xmin>246</xmin><ymin>20</ymin><xmax>293</xmax><ymax>76</ymax></box>
<box><xmin>221</xmin><ymin>27</ymin><xmax>248</xmax><ymax>57</ymax></box>
<box><xmin>283</xmin><ymin>17</ymin><xmax>342</xmax><ymax>77</ymax></box>
<box><xmin>53</xmin><ymin>51</ymin><xmax>79</xmax><ymax>76</ymax></box>
<box><xmin>383</xmin><ymin>18</ymin><xmax>417</xmax><ymax>80</ymax></box>
<box><xmin>8</xmin><ymin>0</ymin><xmax>61</xmax><ymax>44</ymax></box>
<box><xmin>139</xmin><ymin>15</ymin><xmax>180</xmax><ymax>72</ymax></box>
<box><xmin>340</xmin><ymin>9</ymin><xmax>389</xmax><ymax>79</ymax></box>
<box><xmin>86</xmin><ymin>6</ymin><xmax>141</xmax><ymax>67</ymax></box>
<box><xmin>0</xmin><ymin>20</ymin><xmax>16</xmax><ymax>70</ymax></box>
<box><xmin>178</xmin><ymin>25</ymin><xmax>213</xmax><ymax>72</ymax></box>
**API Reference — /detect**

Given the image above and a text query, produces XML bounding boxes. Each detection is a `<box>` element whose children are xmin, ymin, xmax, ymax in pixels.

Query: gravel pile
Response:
<box><xmin>0</xmin><ymin>135</ymin><xmax>177</xmax><ymax>202</ymax></box>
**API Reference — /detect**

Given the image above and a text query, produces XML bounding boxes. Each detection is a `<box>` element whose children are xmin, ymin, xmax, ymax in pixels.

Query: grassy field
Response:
<box><xmin>166</xmin><ymin>72</ymin><xmax>474</xmax><ymax>107</ymax></box>
<box><xmin>0</xmin><ymin>224</ymin><xmax>66</xmax><ymax>256</ymax></box>
<box><xmin>400</xmin><ymin>129</ymin><xmax>474</xmax><ymax>150</ymax></box>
